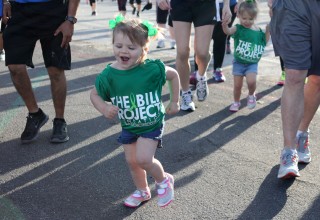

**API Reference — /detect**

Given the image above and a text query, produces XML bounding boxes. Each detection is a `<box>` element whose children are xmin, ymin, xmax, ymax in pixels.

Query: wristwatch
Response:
<box><xmin>65</xmin><ymin>16</ymin><xmax>77</xmax><ymax>24</ymax></box>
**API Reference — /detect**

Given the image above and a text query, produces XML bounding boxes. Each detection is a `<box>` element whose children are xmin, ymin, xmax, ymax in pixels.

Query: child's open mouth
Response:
<box><xmin>121</xmin><ymin>56</ymin><xmax>129</xmax><ymax>62</ymax></box>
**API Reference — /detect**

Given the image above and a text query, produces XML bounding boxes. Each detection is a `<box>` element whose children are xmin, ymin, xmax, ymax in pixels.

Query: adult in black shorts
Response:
<box><xmin>89</xmin><ymin>0</ymin><xmax>97</xmax><ymax>16</ymax></box>
<box><xmin>117</xmin><ymin>0</ymin><xmax>127</xmax><ymax>15</ymax></box>
<box><xmin>129</xmin><ymin>0</ymin><xmax>141</xmax><ymax>17</ymax></box>
<box><xmin>2</xmin><ymin>0</ymin><xmax>80</xmax><ymax>144</ymax></box>
<box><xmin>158</xmin><ymin>0</ymin><xmax>231</xmax><ymax>111</ymax></box>
<box><xmin>156</xmin><ymin>3</ymin><xmax>175</xmax><ymax>49</ymax></box>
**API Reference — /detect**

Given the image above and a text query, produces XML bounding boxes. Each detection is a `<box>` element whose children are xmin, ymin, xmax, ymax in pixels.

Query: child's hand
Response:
<box><xmin>103</xmin><ymin>104</ymin><xmax>119</xmax><ymax>119</ymax></box>
<box><xmin>165</xmin><ymin>101</ymin><xmax>180</xmax><ymax>115</ymax></box>
<box><xmin>266</xmin><ymin>23</ymin><xmax>270</xmax><ymax>32</ymax></box>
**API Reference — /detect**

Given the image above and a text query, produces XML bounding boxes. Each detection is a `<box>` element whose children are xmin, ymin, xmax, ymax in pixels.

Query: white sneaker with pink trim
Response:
<box><xmin>124</xmin><ymin>189</ymin><xmax>151</xmax><ymax>208</ymax></box>
<box><xmin>156</xmin><ymin>173</ymin><xmax>174</xmax><ymax>207</ymax></box>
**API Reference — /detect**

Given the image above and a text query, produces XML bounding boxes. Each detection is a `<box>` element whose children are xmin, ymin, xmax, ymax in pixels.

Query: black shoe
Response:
<box><xmin>21</xmin><ymin>109</ymin><xmax>49</xmax><ymax>144</ymax></box>
<box><xmin>50</xmin><ymin>118</ymin><xmax>69</xmax><ymax>143</ymax></box>
<box><xmin>137</xmin><ymin>11</ymin><xmax>140</xmax><ymax>17</ymax></box>
<box><xmin>132</xmin><ymin>7</ymin><xmax>136</xmax><ymax>15</ymax></box>
<box><xmin>91</xmin><ymin>11</ymin><xmax>96</xmax><ymax>16</ymax></box>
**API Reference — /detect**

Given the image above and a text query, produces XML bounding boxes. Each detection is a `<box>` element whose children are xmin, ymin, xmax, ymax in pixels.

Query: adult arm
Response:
<box><xmin>54</xmin><ymin>0</ymin><xmax>80</xmax><ymax>48</ymax></box>
<box><xmin>221</xmin><ymin>0</ymin><xmax>232</xmax><ymax>24</ymax></box>
<box><xmin>157</xmin><ymin>0</ymin><xmax>170</xmax><ymax>10</ymax></box>
<box><xmin>2</xmin><ymin>0</ymin><xmax>11</xmax><ymax>24</ymax></box>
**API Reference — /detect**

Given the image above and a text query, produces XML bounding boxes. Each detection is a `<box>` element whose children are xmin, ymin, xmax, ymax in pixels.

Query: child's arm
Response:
<box><xmin>165</xmin><ymin>66</ymin><xmax>180</xmax><ymax>115</ymax></box>
<box><xmin>222</xmin><ymin>21</ymin><xmax>237</xmax><ymax>36</ymax></box>
<box><xmin>90</xmin><ymin>87</ymin><xmax>119</xmax><ymax>119</ymax></box>
<box><xmin>265</xmin><ymin>23</ymin><xmax>271</xmax><ymax>43</ymax></box>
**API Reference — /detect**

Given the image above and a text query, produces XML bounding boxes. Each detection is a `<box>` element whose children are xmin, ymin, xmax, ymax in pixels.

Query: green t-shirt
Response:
<box><xmin>95</xmin><ymin>59</ymin><xmax>166</xmax><ymax>134</ymax></box>
<box><xmin>232</xmin><ymin>24</ymin><xmax>267</xmax><ymax>64</ymax></box>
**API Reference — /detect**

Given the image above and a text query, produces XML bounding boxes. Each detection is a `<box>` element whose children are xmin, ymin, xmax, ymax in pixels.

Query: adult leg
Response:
<box><xmin>194</xmin><ymin>25</ymin><xmax>214</xmax><ymax>77</ymax></box>
<box><xmin>298</xmin><ymin>75</ymin><xmax>320</xmax><ymax>131</ymax></box>
<box><xmin>281</xmin><ymin>69</ymin><xmax>307</xmax><ymax>148</ymax></box>
<box><xmin>172</xmin><ymin>21</ymin><xmax>192</xmax><ymax>92</ymax></box>
<box><xmin>136</xmin><ymin>1</ymin><xmax>141</xmax><ymax>17</ymax></box>
<box><xmin>47</xmin><ymin>67</ymin><xmax>67</xmax><ymax>119</ymax></box>
<box><xmin>8</xmin><ymin>64</ymin><xmax>39</xmax><ymax>113</ymax></box>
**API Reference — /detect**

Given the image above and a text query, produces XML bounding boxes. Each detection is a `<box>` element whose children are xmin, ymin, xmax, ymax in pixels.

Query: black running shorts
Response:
<box><xmin>3</xmin><ymin>1</ymin><xmax>71</xmax><ymax>70</ymax></box>
<box><xmin>170</xmin><ymin>0</ymin><xmax>217</xmax><ymax>27</ymax></box>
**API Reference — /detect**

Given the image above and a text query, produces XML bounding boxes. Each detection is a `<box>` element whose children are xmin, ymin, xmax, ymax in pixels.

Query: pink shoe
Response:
<box><xmin>156</xmin><ymin>173</ymin><xmax>174</xmax><ymax>207</ymax></box>
<box><xmin>229</xmin><ymin>102</ymin><xmax>241</xmax><ymax>112</ymax></box>
<box><xmin>124</xmin><ymin>189</ymin><xmax>151</xmax><ymax>208</ymax></box>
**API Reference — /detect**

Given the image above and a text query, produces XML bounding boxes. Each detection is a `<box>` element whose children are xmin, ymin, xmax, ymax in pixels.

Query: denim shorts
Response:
<box><xmin>117</xmin><ymin>124</ymin><xmax>164</xmax><ymax>148</ymax></box>
<box><xmin>232</xmin><ymin>60</ymin><xmax>258</xmax><ymax>76</ymax></box>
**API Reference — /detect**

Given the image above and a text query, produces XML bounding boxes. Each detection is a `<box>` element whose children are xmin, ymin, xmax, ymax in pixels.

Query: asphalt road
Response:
<box><xmin>1</xmin><ymin>1</ymin><xmax>320</xmax><ymax>219</ymax></box>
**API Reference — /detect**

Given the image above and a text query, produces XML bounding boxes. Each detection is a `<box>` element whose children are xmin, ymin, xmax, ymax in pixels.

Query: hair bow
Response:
<box><xmin>109</xmin><ymin>14</ymin><xmax>125</xmax><ymax>29</ymax></box>
<box><xmin>142</xmin><ymin>20</ymin><xmax>158</xmax><ymax>36</ymax></box>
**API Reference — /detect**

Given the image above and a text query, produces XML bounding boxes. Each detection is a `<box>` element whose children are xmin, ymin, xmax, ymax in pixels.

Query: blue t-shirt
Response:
<box><xmin>0</xmin><ymin>0</ymin><xmax>3</xmax><ymax>17</ymax></box>
<box><xmin>219</xmin><ymin>0</ymin><xmax>237</xmax><ymax>8</ymax></box>
<box><xmin>15</xmin><ymin>0</ymin><xmax>50</xmax><ymax>2</ymax></box>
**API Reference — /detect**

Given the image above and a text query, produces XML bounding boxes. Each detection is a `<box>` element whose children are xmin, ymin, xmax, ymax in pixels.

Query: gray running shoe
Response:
<box><xmin>297</xmin><ymin>131</ymin><xmax>311</xmax><ymax>163</ymax></box>
<box><xmin>50</xmin><ymin>119</ymin><xmax>69</xmax><ymax>143</ymax></box>
<box><xmin>196</xmin><ymin>77</ymin><xmax>208</xmax><ymax>101</ymax></box>
<box><xmin>157</xmin><ymin>173</ymin><xmax>174</xmax><ymax>207</ymax></box>
<box><xmin>277</xmin><ymin>149</ymin><xmax>300</xmax><ymax>179</ymax></box>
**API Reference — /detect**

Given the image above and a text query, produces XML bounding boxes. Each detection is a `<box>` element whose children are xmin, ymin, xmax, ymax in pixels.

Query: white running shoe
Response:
<box><xmin>277</xmin><ymin>149</ymin><xmax>300</xmax><ymax>179</ymax></box>
<box><xmin>181</xmin><ymin>91</ymin><xmax>195</xmax><ymax>111</ymax></box>
<box><xmin>196</xmin><ymin>77</ymin><xmax>209</xmax><ymax>101</ymax></box>
<box><xmin>157</xmin><ymin>39</ymin><xmax>165</xmax><ymax>48</ymax></box>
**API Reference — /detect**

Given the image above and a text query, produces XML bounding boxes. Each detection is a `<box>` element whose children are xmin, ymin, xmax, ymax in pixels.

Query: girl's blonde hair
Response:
<box><xmin>238</xmin><ymin>0</ymin><xmax>259</xmax><ymax>19</ymax></box>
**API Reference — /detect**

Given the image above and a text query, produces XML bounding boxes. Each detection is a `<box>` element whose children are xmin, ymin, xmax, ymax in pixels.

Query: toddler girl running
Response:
<box><xmin>222</xmin><ymin>0</ymin><xmax>270</xmax><ymax>112</ymax></box>
<box><xmin>90</xmin><ymin>14</ymin><xmax>180</xmax><ymax>207</ymax></box>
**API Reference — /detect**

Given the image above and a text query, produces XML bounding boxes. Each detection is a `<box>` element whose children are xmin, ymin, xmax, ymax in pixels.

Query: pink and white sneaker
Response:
<box><xmin>124</xmin><ymin>189</ymin><xmax>151</xmax><ymax>208</ymax></box>
<box><xmin>156</xmin><ymin>173</ymin><xmax>174</xmax><ymax>207</ymax></box>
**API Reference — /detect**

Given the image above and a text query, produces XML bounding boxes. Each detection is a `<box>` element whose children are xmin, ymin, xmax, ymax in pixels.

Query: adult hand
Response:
<box><xmin>2</xmin><ymin>2</ymin><xmax>12</xmax><ymax>24</ymax></box>
<box><xmin>268</xmin><ymin>0</ymin><xmax>273</xmax><ymax>17</ymax></box>
<box><xmin>221</xmin><ymin>5</ymin><xmax>232</xmax><ymax>25</ymax></box>
<box><xmin>54</xmin><ymin>21</ymin><xmax>74</xmax><ymax>48</ymax></box>
<box><xmin>157</xmin><ymin>0</ymin><xmax>170</xmax><ymax>10</ymax></box>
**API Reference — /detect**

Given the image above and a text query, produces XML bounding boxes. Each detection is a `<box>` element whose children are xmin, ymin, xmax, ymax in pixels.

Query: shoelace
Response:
<box><xmin>197</xmin><ymin>80</ymin><xmax>207</xmax><ymax>92</ymax></box>
<box><xmin>281</xmin><ymin>153</ymin><xmax>298</xmax><ymax>166</ymax></box>
<box><xmin>182</xmin><ymin>93</ymin><xmax>192</xmax><ymax>104</ymax></box>
<box><xmin>25</xmin><ymin>116</ymin><xmax>39</xmax><ymax>130</ymax></box>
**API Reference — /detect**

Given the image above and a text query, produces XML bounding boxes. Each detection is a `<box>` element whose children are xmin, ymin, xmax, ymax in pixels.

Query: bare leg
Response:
<box><xmin>9</xmin><ymin>64</ymin><xmax>39</xmax><ymax>113</ymax></box>
<box><xmin>246</xmin><ymin>73</ymin><xmax>257</xmax><ymax>96</ymax></box>
<box><xmin>194</xmin><ymin>25</ymin><xmax>214</xmax><ymax>77</ymax></box>
<box><xmin>47</xmin><ymin>67</ymin><xmax>66</xmax><ymax>119</ymax></box>
<box><xmin>281</xmin><ymin>68</ymin><xmax>307</xmax><ymax>148</ymax></box>
<box><xmin>298</xmin><ymin>75</ymin><xmax>320</xmax><ymax>131</ymax></box>
<box><xmin>172</xmin><ymin>21</ymin><xmax>192</xmax><ymax>92</ymax></box>
<box><xmin>123</xmin><ymin>143</ymin><xmax>149</xmax><ymax>191</ymax></box>
<box><xmin>136</xmin><ymin>137</ymin><xmax>166</xmax><ymax>183</ymax></box>
<box><xmin>233</xmin><ymin>75</ymin><xmax>243</xmax><ymax>102</ymax></box>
